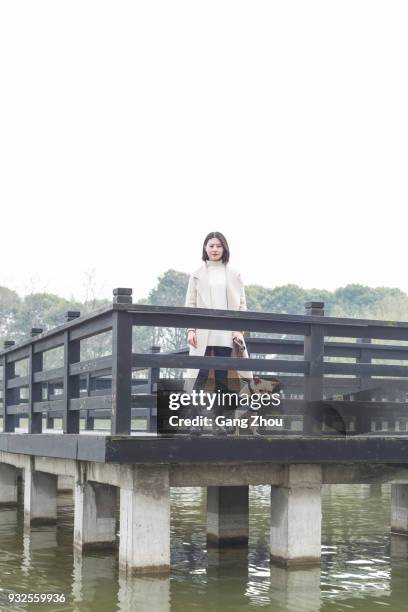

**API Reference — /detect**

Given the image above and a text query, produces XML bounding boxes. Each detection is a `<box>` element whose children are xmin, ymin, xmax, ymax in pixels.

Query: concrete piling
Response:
<box><xmin>74</xmin><ymin>481</ymin><xmax>117</xmax><ymax>550</ymax></box>
<box><xmin>0</xmin><ymin>463</ymin><xmax>18</xmax><ymax>506</ymax></box>
<box><xmin>207</xmin><ymin>485</ymin><xmax>249</xmax><ymax>546</ymax></box>
<box><xmin>1</xmin><ymin>452</ymin><xmax>408</xmax><ymax>575</ymax></box>
<box><xmin>270</xmin><ymin>465</ymin><xmax>322</xmax><ymax>567</ymax></box>
<box><xmin>119</xmin><ymin>466</ymin><xmax>170</xmax><ymax>574</ymax></box>
<box><xmin>24</xmin><ymin>466</ymin><xmax>58</xmax><ymax>526</ymax></box>
<box><xmin>58</xmin><ymin>475</ymin><xmax>73</xmax><ymax>492</ymax></box>
<box><xmin>391</xmin><ymin>484</ymin><xmax>408</xmax><ymax>535</ymax></box>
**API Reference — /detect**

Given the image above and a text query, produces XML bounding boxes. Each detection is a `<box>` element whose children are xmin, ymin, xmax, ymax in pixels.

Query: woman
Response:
<box><xmin>184</xmin><ymin>232</ymin><xmax>252</xmax><ymax>432</ymax></box>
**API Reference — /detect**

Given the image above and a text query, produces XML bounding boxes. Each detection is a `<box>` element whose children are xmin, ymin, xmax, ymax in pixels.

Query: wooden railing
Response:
<box><xmin>1</xmin><ymin>290</ymin><xmax>408</xmax><ymax>436</ymax></box>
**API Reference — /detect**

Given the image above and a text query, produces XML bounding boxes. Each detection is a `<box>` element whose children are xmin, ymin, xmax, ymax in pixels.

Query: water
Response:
<box><xmin>0</xmin><ymin>483</ymin><xmax>407</xmax><ymax>611</ymax></box>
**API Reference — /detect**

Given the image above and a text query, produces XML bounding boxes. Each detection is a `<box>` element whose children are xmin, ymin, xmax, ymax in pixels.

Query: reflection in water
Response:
<box><xmin>0</xmin><ymin>482</ymin><xmax>408</xmax><ymax>610</ymax></box>
<box><xmin>22</xmin><ymin>526</ymin><xmax>58</xmax><ymax>577</ymax></box>
<box><xmin>391</xmin><ymin>533</ymin><xmax>408</xmax><ymax>561</ymax></box>
<box><xmin>72</xmin><ymin>549</ymin><xmax>118</xmax><ymax>610</ymax></box>
<box><xmin>270</xmin><ymin>566</ymin><xmax>321</xmax><ymax>612</ymax></box>
<box><xmin>118</xmin><ymin>574</ymin><xmax>170</xmax><ymax>612</ymax></box>
<box><xmin>320</xmin><ymin>484</ymin><xmax>394</xmax><ymax>611</ymax></box>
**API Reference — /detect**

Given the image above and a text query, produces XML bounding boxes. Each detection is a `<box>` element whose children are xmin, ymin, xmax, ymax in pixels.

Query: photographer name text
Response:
<box><xmin>168</xmin><ymin>415</ymin><xmax>283</xmax><ymax>428</ymax></box>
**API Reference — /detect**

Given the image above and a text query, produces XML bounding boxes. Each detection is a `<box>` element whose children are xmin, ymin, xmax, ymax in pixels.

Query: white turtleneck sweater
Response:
<box><xmin>206</xmin><ymin>259</ymin><xmax>233</xmax><ymax>348</ymax></box>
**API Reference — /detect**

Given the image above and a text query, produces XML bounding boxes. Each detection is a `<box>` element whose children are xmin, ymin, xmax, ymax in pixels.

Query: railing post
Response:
<box><xmin>30</xmin><ymin>328</ymin><xmax>43</xmax><ymax>337</ymax></box>
<box><xmin>112</xmin><ymin>289</ymin><xmax>133</xmax><ymax>435</ymax></box>
<box><xmin>45</xmin><ymin>381</ymin><xmax>53</xmax><ymax>430</ymax></box>
<box><xmin>356</xmin><ymin>338</ymin><xmax>372</xmax><ymax>434</ymax></box>
<box><xmin>63</xmin><ymin>312</ymin><xmax>82</xmax><ymax>431</ymax></box>
<box><xmin>2</xmin><ymin>341</ymin><xmax>16</xmax><ymax>432</ymax></box>
<box><xmin>66</xmin><ymin>311</ymin><xmax>81</xmax><ymax>322</ymax></box>
<box><xmin>303</xmin><ymin>302</ymin><xmax>325</xmax><ymax>434</ymax></box>
<box><xmin>28</xmin><ymin>328</ymin><xmax>43</xmax><ymax>433</ymax></box>
<box><xmin>28</xmin><ymin>344</ymin><xmax>43</xmax><ymax>433</ymax></box>
<box><xmin>84</xmin><ymin>372</ymin><xmax>94</xmax><ymax>430</ymax></box>
<box><xmin>63</xmin><ymin>330</ymin><xmax>81</xmax><ymax>433</ymax></box>
<box><xmin>148</xmin><ymin>345</ymin><xmax>160</xmax><ymax>433</ymax></box>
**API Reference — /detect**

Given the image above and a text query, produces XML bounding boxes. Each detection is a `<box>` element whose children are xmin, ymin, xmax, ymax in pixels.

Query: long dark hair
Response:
<box><xmin>201</xmin><ymin>232</ymin><xmax>230</xmax><ymax>264</ymax></box>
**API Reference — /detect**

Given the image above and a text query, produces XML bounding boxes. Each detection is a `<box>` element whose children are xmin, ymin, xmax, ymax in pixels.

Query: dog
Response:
<box><xmin>233</xmin><ymin>376</ymin><xmax>282</xmax><ymax>436</ymax></box>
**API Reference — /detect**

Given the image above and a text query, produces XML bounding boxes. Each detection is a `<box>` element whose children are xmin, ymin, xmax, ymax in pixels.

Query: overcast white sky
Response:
<box><xmin>1</xmin><ymin>1</ymin><xmax>407</xmax><ymax>303</ymax></box>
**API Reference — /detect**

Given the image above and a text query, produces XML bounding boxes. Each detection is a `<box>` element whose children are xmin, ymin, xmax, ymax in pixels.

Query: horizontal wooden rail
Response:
<box><xmin>124</xmin><ymin>303</ymin><xmax>408</xmax><ymax>341</ymax></box>
<box><xmin>131</xmin><ymin>352</ymin><xmax>308</xmax><ymax>374</ymax></box>
<box><xmin>324</xmin><ymin>362</ymin><xmax>408</xmax><ymax>377</ymax></box>
<box><xmin>176</xmin><ymin>338</ymin><xmax>408</xmax><ymax>361</ymax></box>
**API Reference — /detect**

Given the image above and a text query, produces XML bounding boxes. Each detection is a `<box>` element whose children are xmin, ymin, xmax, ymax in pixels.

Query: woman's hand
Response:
<box><xmin>232</xmin><ymin>332</ymin><xmax>245</xmax><ymax>352</ymax></box>
<box><xmin>232</xmin><ymin>331</ymin><xmax>244</xmax><ymax>344</ymax></box>
<box><xmin>187</xmin><ymin>330</ymin><xmax>198</xmax><ymax>348</ymax></box>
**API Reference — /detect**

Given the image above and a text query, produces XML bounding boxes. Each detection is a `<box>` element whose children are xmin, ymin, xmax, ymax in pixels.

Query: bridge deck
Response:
<box><xmin>1</xmin><ymin>433</ymin><xmax>408</xmax><ymax>465</ymax></box>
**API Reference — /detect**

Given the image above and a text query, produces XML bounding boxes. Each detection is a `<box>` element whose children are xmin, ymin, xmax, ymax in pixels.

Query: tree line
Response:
<box><xmin>2</xmin><ymin>271</ymin><xmax>408</xmax><ymax>357</ymax></box>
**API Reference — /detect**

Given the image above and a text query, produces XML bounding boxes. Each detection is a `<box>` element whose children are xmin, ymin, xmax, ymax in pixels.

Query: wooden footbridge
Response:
<box><xmin>1</xmin><ymin>288</ymin><xmax>408</xmax><ymax>573</ymax></box>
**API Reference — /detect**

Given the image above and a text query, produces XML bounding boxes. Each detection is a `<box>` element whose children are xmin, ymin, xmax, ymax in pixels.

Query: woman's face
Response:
<box><xmin>205</xmin><ymin>238</ymin><xmax>224</xmax><ymax>261</ymax></box>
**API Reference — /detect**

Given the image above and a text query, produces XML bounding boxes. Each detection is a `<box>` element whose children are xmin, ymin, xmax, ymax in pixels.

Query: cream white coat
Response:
<box><xmin>184</xmin><ymin>262</ymin><xmax>253</xmax><ymax>392</ymax></box>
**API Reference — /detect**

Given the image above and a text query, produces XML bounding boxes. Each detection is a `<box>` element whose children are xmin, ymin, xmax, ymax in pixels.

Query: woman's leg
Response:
<box><xmin>213</xmin><ymin>346</ymin><xmax>232</xmax><ymax>394</ymax></box>
<box><xmin>190</xmin><ymin>346</ymin><xmax>232</xmax><ymax>435</ymax></box>
<box><xmin>192</xmin><ymin>346</ymin><xmax>213</xmax><ymax>391</ymax></box>
<box><xmin>211</xmin><ymin>347</ymin><xmax>234</xmax><ymax>432</ymax></box>
<box><xmin>189</xmin><ymin>347</ymin><xmax>213</xmax><ymax>434</ymax></box>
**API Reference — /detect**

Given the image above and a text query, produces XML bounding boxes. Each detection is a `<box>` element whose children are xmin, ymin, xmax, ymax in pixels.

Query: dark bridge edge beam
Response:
<box><xmin>0</xmin><ymin>433</ymin><xmax>107</xmax><ymax>462</ymax></box>
<box><xmin>104</xmin><ymin>437</ymin><xmax>408</xmax><ymax>465</ymax></box>
<box><xmin>1</xmin><ymin>433</ymin><xmax>408</xmax><ymax>465</ymax></box>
